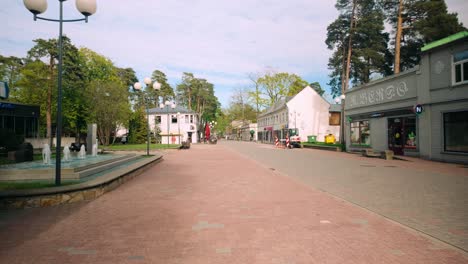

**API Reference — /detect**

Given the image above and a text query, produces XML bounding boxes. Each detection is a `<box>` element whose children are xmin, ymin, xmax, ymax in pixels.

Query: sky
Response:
<box><xmin>1</xmin><ymin>0</ymin><xmax>467</xmax><ymax>108</ymax></box>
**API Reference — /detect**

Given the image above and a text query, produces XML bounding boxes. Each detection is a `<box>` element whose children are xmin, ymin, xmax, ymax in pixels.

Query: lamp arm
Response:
<box><xmin>34</xmin><ymin>14</ymin><xmax>89</xmax><ymax>23</ymax></box>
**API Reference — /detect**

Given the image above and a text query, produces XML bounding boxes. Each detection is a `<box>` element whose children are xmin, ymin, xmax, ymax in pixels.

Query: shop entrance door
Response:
<box><xmin>388</xmin><ymin>117</ymin><xmax>417</xmax><ymax>156</ymax></box>
<box><xmin>388</xmin><ymin>118</ymin><xmax>404</xmax><ymax>155</ymax></box>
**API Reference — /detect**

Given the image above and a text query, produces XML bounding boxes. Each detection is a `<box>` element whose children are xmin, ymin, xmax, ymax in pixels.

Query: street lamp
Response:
<box><xmin>160</xmin><ymin>100</ymin><xmax>176</xmax><ymax>148</ymax></box>
<box><xmin>134</xmin><ymin>78</ymin><xmax>161</xmax><ymax>156</ymax></box>
<box><xmin>24</xmin><ymin>0</ymin><xmax>97</xmax><ymax>186</ymax></box>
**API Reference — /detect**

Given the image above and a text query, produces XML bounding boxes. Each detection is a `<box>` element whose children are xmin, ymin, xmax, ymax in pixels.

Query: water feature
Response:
<box><xmin>0</xmin><ymin>154</ymin><xmax>128</xmax><ymax>170</ymax></box>
<box><xmin>78</xmin><ymin>145</ymin><xmax>86</xmax><ymax>159</ymax></box>
<box><xmin>92</xmin><ymin>143</ymin><xmax>98</xmax><ymax>157</ymax></box>
<box><xmin>63</xmin><ymin>146</ymin><xmax>71</xmax><ymax>162</ymax></box>
<box><xmin>42</xmin><ymin>144</ymin><xmax>51</xmax><ymax>165</ymax></box>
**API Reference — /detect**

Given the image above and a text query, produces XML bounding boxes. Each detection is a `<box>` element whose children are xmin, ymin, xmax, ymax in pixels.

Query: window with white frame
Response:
<box><xmin>453</xmin><ymin>50</ymin><xmax>468</xmax><ymax>84</ymax></box>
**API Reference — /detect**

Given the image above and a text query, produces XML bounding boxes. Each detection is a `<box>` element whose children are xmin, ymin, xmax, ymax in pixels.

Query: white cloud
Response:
<box><xmin>2</xmin><ymin>0</ymin><xmax>467</xmax><ymax>107</ymax></box>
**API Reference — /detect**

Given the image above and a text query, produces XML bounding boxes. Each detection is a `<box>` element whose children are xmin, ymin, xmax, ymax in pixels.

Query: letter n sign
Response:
<box><xmin>414</xmin><ymin>104</ymin><xmax>423</xmax><ymax>116</ymax></box>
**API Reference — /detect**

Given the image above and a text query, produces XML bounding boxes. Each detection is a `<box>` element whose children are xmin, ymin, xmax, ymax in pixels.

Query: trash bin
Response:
<box><xmin>307</xmin><ymin>135</ymin><xmax>317</xmax><ymax>143</ymax></box>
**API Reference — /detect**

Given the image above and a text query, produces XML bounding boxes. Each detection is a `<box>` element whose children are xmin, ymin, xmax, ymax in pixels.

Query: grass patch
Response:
<box><xmin>0</xmin><ymin>180</ymin><xmax>79</xmax><ymax>191</ymax></box>
<box><xmin>302</xmin><ymin>142</ymin><xmax>343</xmax><ymax>147</ymax></box>
<box><xmin>104</xmin><ymin>144</ymin><xmax>181</xmax><ymax>151</ymax></box>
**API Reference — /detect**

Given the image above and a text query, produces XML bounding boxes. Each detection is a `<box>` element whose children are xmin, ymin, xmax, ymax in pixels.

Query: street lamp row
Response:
<box><xmin>134</xmin><ymin>78</ymin><xmax>161</xmax><ymax>156</ymax></box>
<box><xmin>134</xmin><ymin>78</ymin><xmax>177</xmax><ymax>152</ymax></box>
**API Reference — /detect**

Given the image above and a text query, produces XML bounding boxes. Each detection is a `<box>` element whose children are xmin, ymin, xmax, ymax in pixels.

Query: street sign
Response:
<box><xmin>414</xmin><ymin>104</ymin><xmax>423</xmax><ymax>115</ymax></box>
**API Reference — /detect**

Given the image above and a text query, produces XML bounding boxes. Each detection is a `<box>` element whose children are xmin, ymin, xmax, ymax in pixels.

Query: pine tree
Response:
<box><xmin>326</xmin><ymin>0</ymin><xmax>389</xmax><ymax>97</ymax></box>
<box><xmin>381</xmin><ymin>0</ymin><xmax>466</xmax><ymax>73</ymax></box>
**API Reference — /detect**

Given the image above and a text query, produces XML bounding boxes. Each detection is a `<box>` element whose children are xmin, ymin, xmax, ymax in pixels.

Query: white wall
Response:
<box><xmin>149</xmin><ymin>113</ymin><xmax>199</xmax><ymax>143</ymax></box>
<box><xmin>287</xmin><ymin>86</ymin><xmax>340</xmax><ymax>142</ymax></box>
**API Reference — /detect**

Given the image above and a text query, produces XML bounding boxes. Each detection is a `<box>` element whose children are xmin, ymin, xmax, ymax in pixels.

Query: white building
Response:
<box><xmin>239</xmin><ymin>122</ymin><xmax>258</xmax><ymax>141</ymax></box>
<box><xmin>257</xmin><ymin>86</ymin><xmax>341</xmax><ymax>143</ymax></box>
<box><xmin>147</xmin><ymin>105</ymin><xmax>199</xmax><ymax>144</ymax></box>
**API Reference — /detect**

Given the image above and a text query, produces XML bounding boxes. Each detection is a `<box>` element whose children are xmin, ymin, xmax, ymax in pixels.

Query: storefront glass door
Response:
<box><xmin>388</xmin><ymin>117</ymin><xmax>417</xmax><ymax>155</ymax></box>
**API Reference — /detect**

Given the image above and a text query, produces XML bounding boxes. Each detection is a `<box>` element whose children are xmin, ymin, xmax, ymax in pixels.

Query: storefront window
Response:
<box><xmin>350</xmin><ymin>120</ymin><xmax>370</xmax><ymax>146</ymax></box>
<box><xmin>444</xmin><ymin>111</ymin><xmax>468</xmax><ymax>153</ymax></box>
<box><xmin>404</xmin><ymin>117</ymin><xmax>417</xmax><ymax>149</ymax></box>
<box><xmin>453</xmin><ymin>50</ymin><xmax>468</xmax><ymax>84</ymax></box>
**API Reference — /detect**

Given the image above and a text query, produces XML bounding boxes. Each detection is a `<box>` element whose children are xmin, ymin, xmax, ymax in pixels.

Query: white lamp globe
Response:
<box><xmin>334</xmin><ymin>98</ymin><xmax>340</xmax><ymax>103</ymax></box>
<box><xmin>171</xmin><ymin>103</ymin><xmax>176</xmax><ymax>109</ymax></box>
<box><xmin>165</xmin><ymin>100</ymin><xmax>171</xmax><ymax>106</ymax></box>
<box><xmin>76</xmin><ymin>0</ymin><xmax>97</xmax><ymax>16</ymax></box>
<box><xmin>159</xmin><ymin>103</ymin><xmax>165</xmax><ymax>109</ymax></box>
<box><xmin>153</xmin><ymin>82</ymin><xmax>161</xmax><ymax>90</ymax></box>
<box><xmin>143</xmin><ymin>77</ymin><xmax>152</xmax><ymax>85</ymax></box>
<box><xmin>134</xmin><ymin>82</ymin><xmax>142</xmax><ymax>90</ymax></box>
<box><xmin>340</xmin><ymin>94</ymin><xmax>346</xmax><ymax>100</ymax></box>
<box><xmin>24</xmin><ymin>0</ymin><xmax>48</xmax><ymax>15</ymax></box>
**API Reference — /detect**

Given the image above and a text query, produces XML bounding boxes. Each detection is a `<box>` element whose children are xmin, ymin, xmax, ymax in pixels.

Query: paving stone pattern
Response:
<box><xmin>0</xmin><ymin>144</ymin><xmax>466</xmax><ymax>263</ymax></box>
<box><xmin>223</xmin><ymin>140</ymin><xmax>468</xmax><ymax>252</ymax></box>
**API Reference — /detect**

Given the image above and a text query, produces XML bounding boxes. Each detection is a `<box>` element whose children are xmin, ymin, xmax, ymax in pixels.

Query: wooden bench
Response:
<box><xmin>303</xmin><ymin>144</ymin><xmax>342</xmax><ymax>152</ymax></box>
<box><xmin>362</xmin><ymin>149</ymin><xmax>394</xmax><ymax>160</ymax></box>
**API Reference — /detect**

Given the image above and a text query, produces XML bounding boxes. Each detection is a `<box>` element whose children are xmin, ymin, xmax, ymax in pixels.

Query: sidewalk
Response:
<box><xmin>0</xmin><ymin>144</ymin><xmax>466</xmax><ymax>263</ymax></box>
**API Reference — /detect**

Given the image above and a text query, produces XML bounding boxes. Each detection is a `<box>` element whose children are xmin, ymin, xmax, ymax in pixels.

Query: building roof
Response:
<box><xmin>329</xmin><ymin>104</ymin><xmax>341</xmax><ymax>112</ymax></box>
<box><xmin>258</xmin><ymin>96</ymin><xmax>293</xmax><ymax>118</ymax></box>
<box><xmin>421</xmin><ymin>31</ymin><xmax>468</xmax><ymax>52</ymax></box>
<box><xmin>147</xmin><ymin>105</ymin><xmax>197</xmax><ymax>114</ymax></box>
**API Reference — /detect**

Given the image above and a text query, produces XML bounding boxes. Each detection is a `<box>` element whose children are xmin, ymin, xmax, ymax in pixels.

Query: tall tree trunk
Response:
<box><xmin>188</xmin><ymin>88</ymin><xmax>192</xmax><ymax>110</ymax></box>
<box><xmin>394</xmin><ymin>0</ymin><xmax>404</xmax><ymax>74</ymax></box>
<box><xmin>341</xmin><ymin>37</ymin><xmax>347</xmax><ymax>95</ymax></box>
<box><xmin>344</xmin><ymin>0</ymin><xmax>357</xmax><ymax>93</ymax></box>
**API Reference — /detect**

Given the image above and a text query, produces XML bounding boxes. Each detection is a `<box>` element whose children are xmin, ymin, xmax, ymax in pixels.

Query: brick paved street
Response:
<box><xmin>0</xmin><ymin>143</ymin><xmax>467</xmax><ymax>263</ymax></box>
<box><xmin>223</xmin><ymin>140</ymin><xmax>468</xmax><ymax>252</ymax></box>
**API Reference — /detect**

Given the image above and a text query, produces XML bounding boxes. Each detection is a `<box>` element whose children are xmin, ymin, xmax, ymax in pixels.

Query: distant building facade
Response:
<box><xmin>148</xmin><ymin>105</ymin><xmax>199</xmax><ymax>144</ymax></box>
<box><xmin>344</xmin><ymin>32</ymin><xmax>468</xmax><ymax>163</ymax></box>
<box><xmin>257</xmin><ymin>86</ymin><xmax>340</xmax><ymax>144</ymax></box>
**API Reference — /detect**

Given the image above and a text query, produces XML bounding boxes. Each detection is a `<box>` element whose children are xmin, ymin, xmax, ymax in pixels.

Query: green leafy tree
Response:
<box><xmin>151</xmin><ymin>70</ymin><xmax>174</xmax><ymax>105</ymax></box>
<box><xmin>14</xmin><ymin>60</ymin><xmax>50</xmax><ymax>137</ymax></box>
<box><xmin>286</xmin><ymin>76</ymin><xmax>310</xmax><ymax>96</ymax></box>
<box><xmin>86</xmin><ymin>79</ymin><xmax>131</xmax><ymax>145</ymax></box>
<box><xmin>309</xmin><ymin>82</ymin><xmax>325</xmax><ymax>96</ymax></box>
<box><xmin>176</xmin><ymin>72</ymin><xmax>220</xmax><ymax>130</ymax></box>
<box><xmin>116</xmin><ymin>67</ymin><xmax>138</xmax><ymax>89</ymax></box>
<box><xmin>80</xmin><ymin>48</ymin><xmax>131</xmax><ymax>145</ymax></box>
<box><xmin>22</xmin><ymin>36</ymin><xmax>84</xmax><ymax>145</ymax></box>
<box><xmin>128</xmin><ymin>107</ymin><xmax>147</xmax><ymax>144</ymax></box>
<box><xmin>0</xmin><ymin>55</ymin><xmax>23</xmax><ymax>94</ymax></box>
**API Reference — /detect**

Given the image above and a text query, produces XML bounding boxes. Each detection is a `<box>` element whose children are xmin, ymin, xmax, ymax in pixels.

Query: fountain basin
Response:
<box><xmin>0</xmin><ymin>154</ymin><xmax>137</xmax><ymax>181</ymax></box>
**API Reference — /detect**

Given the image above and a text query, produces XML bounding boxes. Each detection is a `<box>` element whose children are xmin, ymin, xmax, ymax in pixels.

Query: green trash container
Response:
<box><xmin>307</xmin><ymin>135</ymin><xmax>317</xmax><ymax>143</ymax></box>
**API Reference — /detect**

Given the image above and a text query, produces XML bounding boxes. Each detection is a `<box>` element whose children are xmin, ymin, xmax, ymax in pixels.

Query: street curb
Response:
<box><xmin>0</xmin><ymin>155</ymin><xmax>163</xmax><ymax>209</ymax></box>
